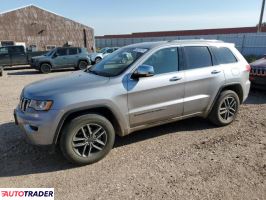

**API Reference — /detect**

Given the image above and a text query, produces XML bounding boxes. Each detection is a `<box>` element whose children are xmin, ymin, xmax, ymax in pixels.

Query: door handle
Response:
<box><xmin>169</xmin><ymin>76</ymin><xmax>182</xmax><ymax>81</ymax></box>
<box><xmin>211</xmin><ymin>70</ymin><xmax>221</xmax><ymax>74</ymax></box>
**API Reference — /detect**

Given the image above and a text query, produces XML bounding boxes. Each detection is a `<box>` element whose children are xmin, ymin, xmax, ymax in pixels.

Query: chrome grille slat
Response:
<box><xmin>20</xmin><ymin>97</ymin><xmax>31</xmax><ymax>112</ymax></box>
<box><xmin>250</xmin><ymin>67</ymin><xmax>266</xmax><ymax>76</ymax></box>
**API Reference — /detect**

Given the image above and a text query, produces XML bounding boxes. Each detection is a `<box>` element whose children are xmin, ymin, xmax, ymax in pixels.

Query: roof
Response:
<box><xmin>0</xmin><ymin>5</ymin><xmax>93</xmax><ymax>30</ymax></box>
<box><xmin>125</xmin><ymin>39</ymin><xmax>230</xmax><ymax>49</ymax></box>
<box><xmin>96</xmin><ymin>27</ymin><xmax>266</xmax><ymax>39</ymax></box>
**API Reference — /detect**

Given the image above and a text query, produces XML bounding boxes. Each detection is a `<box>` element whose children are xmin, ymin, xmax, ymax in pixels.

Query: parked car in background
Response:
<box><xmin>0</xmin><ymin>45</ymin><xmax>46</xmax><ymax>67</ymax></box>
<box><xmin>15</xmin><ymin>40</ymin><xmax>250</xmax><ymax>165</ymax></box>
<box><xmin>89</xmin><ymin>47</ymin><xmax>119</xmax><ymax>64</ymax></box>
<box><xmin>250</xmin><ymin>56</ymin><xmax>266</xmax><ymax>89</ymax></box>
<box><xmin>31</xmin><ymin>47</ymin><xmax>91</xmax><ymax>73</ymax></box>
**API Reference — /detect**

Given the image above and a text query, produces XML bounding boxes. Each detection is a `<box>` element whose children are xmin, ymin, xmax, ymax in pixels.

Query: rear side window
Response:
<box><xmin>184</xmin><ymin>46</ymin><xmax>212</xmax><ymax>69</ymax></box>
<box><xmin>210</xmin><ymin>47</ymin><xmax>237</xmax><ymax>64</ymax></box>
<box><xmin>0</xmin><ymin>47</ymin><xmax>8</xmax><ymax>55</ymax></box>
<box><xmin>143</xmin><ymin>47</ymin><xmax>178</xmax><ymax>75</ymax></box>
<box><xmin>68</xmin><ymin>48</ymin><xmax>78</xmax><ymax>55</ymax></box>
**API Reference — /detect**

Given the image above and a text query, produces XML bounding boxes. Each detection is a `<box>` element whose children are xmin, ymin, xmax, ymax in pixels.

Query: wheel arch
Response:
<box><xmin>206</xmin><ymin>83</ymin><xmax>244</xmax><ymax>117</ymax></box>
<box><xmin>40</xmin><ymin>61</ymin><xmax>52</xmax><ymax>68</ymax></box>
<box><xmin>53</xmin><ymin>106</ymin><xmax>124</xmax><ymax>145</ymax></box>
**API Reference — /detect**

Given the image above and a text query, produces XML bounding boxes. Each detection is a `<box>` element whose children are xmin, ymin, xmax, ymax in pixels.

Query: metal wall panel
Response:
<box><xmin>96</xmin><ymin>33</ymin><xmax>266</xmax><ymax>56</ymax></box>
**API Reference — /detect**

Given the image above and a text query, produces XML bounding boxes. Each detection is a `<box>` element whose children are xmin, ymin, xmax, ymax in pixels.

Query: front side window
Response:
<box><xmin>57</xmin><ymin>48</ymin><xmax>67</xmax><ymax>56</ymax></box>
<box><xmin>106</xmin><ymin>49</ymin><xmax>113</xmax><ymax>53</ymax></box>
<box><xmin>88</xmin><ymin>47</ymin><xmax>149</xmax><ymax>77</ymax></box>
<box><xmin>184</xmin><ymin>46</ymin><xmax>212</xmax><ymax>69</ymax></box>
<box><xmin>210</xmin><ymin>47</ymin><xmax>238</xmax><ymax>64</ymax></box>
<box><xmin>143</xmin><ymin>47</ymin><xmax>178</xmax><ymax>75</ymax></box>
<box><xmin>10</xmin><ymin>46</ymin><xmax>24</xmax><ymax>54</ymax></box>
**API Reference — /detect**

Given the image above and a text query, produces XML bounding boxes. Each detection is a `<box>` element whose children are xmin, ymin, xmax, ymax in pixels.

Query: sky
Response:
<box><xmin>0</xmin><ymin>0</ymin><xmax>265</xmax><ymax>36</ymax></box>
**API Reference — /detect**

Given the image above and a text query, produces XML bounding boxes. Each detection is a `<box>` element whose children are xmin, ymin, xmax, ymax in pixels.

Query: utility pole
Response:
<box><xmin>258</xmin><ymin>0</ymin><xmax>266</xmax><ymax>32</ymax></box>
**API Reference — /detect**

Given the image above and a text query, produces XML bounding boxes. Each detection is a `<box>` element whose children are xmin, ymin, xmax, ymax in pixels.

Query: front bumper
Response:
<box><xmin>14</xmin><ymin>107</ymin><xmax>62</xmax><ymax>146</ymax></box>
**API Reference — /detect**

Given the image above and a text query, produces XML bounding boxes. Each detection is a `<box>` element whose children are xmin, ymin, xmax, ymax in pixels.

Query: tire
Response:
<box><xmin>95</xmin><ymin>57</ymin><xmax>102</xmax><ymax>64</ymax></box>
<box><xmin>208</xmin><ymin>90</ymin><xmax>240</xmax><ymax>126</ymax></box>
<box><xmin>40</xmin><ymin>63</ymin><xmax>52</xmax><ymax>74</ymax></box>
<box><xmin>77</xmin><ymin>60</ymin><xmax>88</xmax><ymax>70</ymax></box>
<box><xmin>60</xmin><ymin>114</ymin><xmax>115</xmax><ymax>165</ymax></box>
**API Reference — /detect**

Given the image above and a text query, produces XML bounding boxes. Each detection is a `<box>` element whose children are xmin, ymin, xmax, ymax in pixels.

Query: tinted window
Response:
<box><xmin>106</xmin><ymin>49</ymin><xmax>113</xmax><ymax>53</ymax></box>
<box><xmin>211</xmin><ymin>47</ymin><xmax>237</xmax><ymax>64</ymax></box>
<box><xmin>144</xmin><ymin>48</ymin><xmax>178</xmax><ymax>75</ymax></box>
<box><xmin>9</xmin><ymin>46</ymin><xmax>24</xmax><ymax>54</ymax></box>
<box><xmin>184</xmin><ymin>46</ymin><xmax>212</xmax><ymax>69</ymax></box>
<box><xmin>57</xmin><ymin>48</ymin><xmax>67</xmax><ymax>56</ymax></box>
<box><xmin>68</xmin><ymin>48</ymin><xmax>78</xmax><ymax>55</ymax></box>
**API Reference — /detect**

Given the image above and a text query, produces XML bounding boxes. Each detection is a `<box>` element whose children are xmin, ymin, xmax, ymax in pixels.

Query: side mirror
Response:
<box><xmin>132</xmin><ymin>65</ymin><xmax>155</xmax><ymax>79</ymax></box>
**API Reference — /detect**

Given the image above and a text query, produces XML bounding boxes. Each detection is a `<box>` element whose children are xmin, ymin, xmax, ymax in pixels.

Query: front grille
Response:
<box><xmin>250</xmin><ymin>67</ymin><xmax>266</xmax><ymax>76</ymax></box>
<box><xmin>20</xmin><ymin>97</ymin><xmax>31</xmax><ymax>112</ymax></box>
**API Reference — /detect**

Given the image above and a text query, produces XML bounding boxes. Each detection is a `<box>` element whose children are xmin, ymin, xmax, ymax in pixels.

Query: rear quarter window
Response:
<box><xmin>210</xmin><ymin>47</ymin><xmax>238</xmax><ymax>64</ymax></box>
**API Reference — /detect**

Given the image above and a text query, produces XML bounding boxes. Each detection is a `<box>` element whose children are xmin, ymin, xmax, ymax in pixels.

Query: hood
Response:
<box><xmin>23</xmin><ymin>70</ymin><xmax>110</xmax><ymax>99</ymax></box>
<box><xmin>31</xmin><ymin>55</ymin><xmax>47</xmax><ymax>60</ymax></box>
<box><xmin>250</xmin><ymin>58</ymin><xmax>266</xmax><ymax>68</ymax></box>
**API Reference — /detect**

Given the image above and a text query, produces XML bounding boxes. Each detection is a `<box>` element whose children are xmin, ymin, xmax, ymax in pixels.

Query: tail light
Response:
<box><xmin>245</xmin><ymin>64</ymin><xmax>251</xmax><ymax>72</ymax></box>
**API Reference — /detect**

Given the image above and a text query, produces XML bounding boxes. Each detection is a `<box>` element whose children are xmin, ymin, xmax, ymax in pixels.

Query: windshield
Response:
<box><xmin>87</xmin><ymin>47</ymin><xmax>149</xmax><ymax>77</ymax></box>
<box><xmin>98</xmin><ymin>48</ymin><xmax>108</xmax><ymax>53</ymax></box>
<box><xmin>44</xmin><ymin>49</ymin><xmax>56</xmax><ymax>56</ymax></box>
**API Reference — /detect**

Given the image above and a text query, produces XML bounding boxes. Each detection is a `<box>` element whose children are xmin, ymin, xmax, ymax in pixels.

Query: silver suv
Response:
<box><xmin>89</xmin><ymin>47</ymin><xmax>119</xmax><ymax>64</ymax></box>
<box><xmin>14</xmin><ymin>40</ymin><xmax>251</xmax><ymax>165</ymax></box>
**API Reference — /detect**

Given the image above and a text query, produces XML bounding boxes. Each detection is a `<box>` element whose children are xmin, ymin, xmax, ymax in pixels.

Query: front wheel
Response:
<box><xmin>40</xmin><ymin>63</ymin><xmax>52</xmax><ymax>74</ymax></box>
<box><xmin>208</xmin><ymin>90</ymin><xmax>240</xmax><ymax>126</ymax></box>
<box><xmin>60</xmin><ymin>114</ymin><xmax>115</xmax><ymax>165</ymax></box>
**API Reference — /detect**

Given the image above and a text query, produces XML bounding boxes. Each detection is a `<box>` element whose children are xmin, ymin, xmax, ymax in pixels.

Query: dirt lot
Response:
<box><xmin>0</xmin><ymin>67</ymin><xmax>265</xmax><ymax>200</ymax></box>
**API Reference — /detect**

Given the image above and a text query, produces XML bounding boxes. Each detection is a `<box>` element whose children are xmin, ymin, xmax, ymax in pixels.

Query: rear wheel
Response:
<box><xmin>208</xmin><ymin>90</ymin><xmax>240</xmax><ymax>126</ymax></box>
<box><xmin>40</xmin><ymin>63</ymin><xmax>52</xmax><ymax>74</ymax></box>
<box><xmin>60</xmin><ymin>114</ymin><xmax>115</xmax><ymax>165</ymax></box>
<box><xmin>77</xmin><ymin>60</ymin><xmax>88</xmax><ymax>70</ymax></box>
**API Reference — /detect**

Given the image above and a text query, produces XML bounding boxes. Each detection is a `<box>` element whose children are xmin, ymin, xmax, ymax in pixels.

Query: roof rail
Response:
<box><xmin>167</xmin><ymin>39</ymin><xmax>224</xmax><ymax>43</ymax></box>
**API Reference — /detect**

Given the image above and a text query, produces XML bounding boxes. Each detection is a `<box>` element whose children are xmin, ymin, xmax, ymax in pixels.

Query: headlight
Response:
<box><xmin>29</xmin><ymin>100</ymin><xmax>53</xmax><ymax>111</ymax></box>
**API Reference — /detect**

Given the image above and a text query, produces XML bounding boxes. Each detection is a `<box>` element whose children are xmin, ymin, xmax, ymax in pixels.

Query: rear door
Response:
<box><xmin>53</xmin><ymin>48</ymin><xmax>68</xmax><ymax>68</ymax></box>
<box><xmin>0</xmin><ymin>47</ymin><xmax>10</xmax><ymax>66</ymax></box>
<box><xmin>127</xmin><ymin>47</ymin><xmax>185</xmax><ymax>127</ymax></box>
<box><xmin>182</xmin><ymin>46</ymin><xmax>225</xmax><ymax>115</ymax></box>
<box><xmin>66</xmin><ymin>48</ymin><xmax>79</xmax><ymax>67</ymax></box>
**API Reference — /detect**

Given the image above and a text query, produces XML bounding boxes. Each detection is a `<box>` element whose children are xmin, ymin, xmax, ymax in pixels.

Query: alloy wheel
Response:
<box><xmin>72</xmin><ymin>123</ymin><xmax>107</xmax><ymax>157</ymax></box>
<box><xmin>219</xmin><ymin>96</ymin><xmax>237</xmax><ymax>123</ymax></box>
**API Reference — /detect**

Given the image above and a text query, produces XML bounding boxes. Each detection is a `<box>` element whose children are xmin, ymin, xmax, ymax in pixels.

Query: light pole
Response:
<box><xmin>258</xmin><ymin>0</ymin><xmax>266</xmax><ymax>32</ymax></box>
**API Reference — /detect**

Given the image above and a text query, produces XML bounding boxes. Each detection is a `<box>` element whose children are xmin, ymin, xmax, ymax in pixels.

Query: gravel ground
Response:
<box><xmin>0</xmin><ymin>67</ymin><xmax>265</xmax><ymax>200</ymax></box>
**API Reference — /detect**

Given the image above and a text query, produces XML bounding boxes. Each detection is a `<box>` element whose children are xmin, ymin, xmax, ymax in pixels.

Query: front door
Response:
<box><xmin>127</xmin><ymin>47</ymin><xmax>185</xmax><ymax>127</ymax></box>
<box><xmin>53</xmin><ymin>48</ymin><xmax>68</xmax><ymax>68</ymax></box>
<box><xmin>9</xmin><ymin>46</ymin><xmax>27</xmax><ymax>65</ymax></box>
